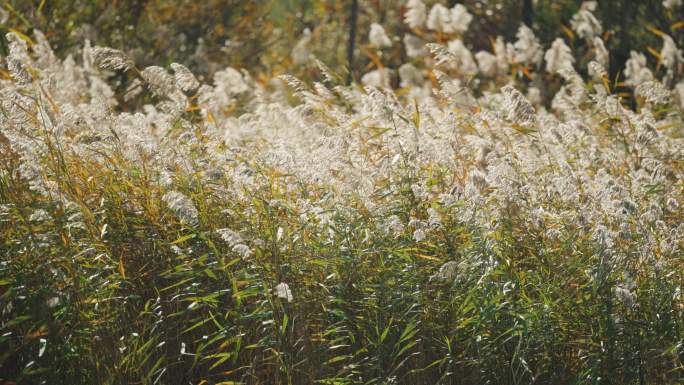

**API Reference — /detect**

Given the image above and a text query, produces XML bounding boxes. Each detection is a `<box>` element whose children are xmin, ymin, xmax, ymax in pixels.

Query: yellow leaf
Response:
<box><xmin>8</xmin><ymin>28</ymin><xmax>34</xmax><ymax>46</ymax></box>
<box><xmin>560</xmin><ymin>25</ymin><xmax>574</xmax><ymax>41</ymax></box>
<box><xmin>217</xmin><ymin>339</ymin><xmax>231</xmax><ymax>352</ymax></box>
<box><xmin>671</xmin><ymin>21</ymin><xmax>684</xmax><ymax>30</ymax></box>
<box><xmin>118</xmin><ymin>258</ymin><xmax>126</xmax><ymax>279</ymax></box>
<box><xmin>415</xmin><ymin>254</ymin><xmax>441</xmax><ymax>262</ymax></box>
<box><xmin>220</xmin><ymin>367</ymin><xmax>243</xmax><ymax>376</ymax></box>
<box><xmin>647</xmin><ymin>46</ymin><xmax>663</xmax><ymax>63</ymax></box>
<box><xmin>648</xmin><ymin>26</ymin><xmax>666</xmax><ymax>38</ymax></box>
<box><xmin>602</xmin><ymin>78</ymin><xmax>611</xmax><ymax>92</ymax></box>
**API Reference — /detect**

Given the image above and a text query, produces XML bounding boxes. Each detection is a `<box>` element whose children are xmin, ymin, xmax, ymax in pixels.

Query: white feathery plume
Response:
<box><xmin>404</xmin><ymin>0</ymin><xmax>427</xmax><ymax>29</ymax></box>
<box><xmin>413</xmin><ymin>228</ymin><xmax>426</xmax><ymax>242</ymax></box>
<box><xmin>141</xmin><ymin>66</ymin><xmax>176</xmax><ymax>98</ymax></box>
<box><xmin>526</xmin><ymin>87</ymin><xmax>542</xmax><ymax>105</ymax></box>
<box><xmin>675</xmin><ymin>81</ymin><xmax>684</xmax><ymax>108</ymax></box>
<box><xmin>6</xmin><ymin>57</ymin><xmax>31</xmax><ymax>84</ymax></box>
<box><xmin>558</xmin><ymin>68</ymin><xmax>588</xmax><ymax>106</ymax></box>
<box><xmin>476</xmin><ymin>50</ymin><xmax>498</xmax><ymax>77</ymax></box>
<box><xmin>661</xmin><ymin>34</ymin><xmax>683</xmax><ymax>71</ymax></box>
<box><xmin>170</xmin><ymin>63</ymin><xmax>200</xmax><ymax>95</ymax></box>
<box><xmin>426</xmin><ymin>43</ymin><xmax>458</xmax><ymax>67</ymax></box>
<box><xmin>430</xmin><ymin>261</ymin><xmax>459</xmax><ymax>282</ymax></box>
<box><xmin>162</xmin><ymin>191</ymin><xmax>199</xmax><ymax>226</ymax></box>
<box><xmin>663</xmin><ymin>0</ymin><xmax>682</xmax><ymax>10</ymax></box>
<box><xmin>495</xmin><ymin>36</ymin><xmax>514</xmax><ymax>73</ymax></box>
<box><xmin>545</xmin><ymin>38</ymin><xmax>574</xmax><ymax>74</ymax></box>
<box><xmin>232</xmin><ymin>243</ymin><xmax>252</xmax><ymax>258</ymax></box>
<box><xmin>275</xmin><ymin>282</ymin><xmax>293</xmax><ymax>302</ymax></box>
<box><xmin>624</xmin><ymin>51</ymin><xmax>654</xmax><ymax>87</ymax></box>
<box><xmin>449</xmin><ymin>4</ymin><xmax>473</xmax><ymax>35</ymax></box>
<box><xmin>361</xmin><ymin>68</ymin><xmax>393</xmax><ymax>89</ymax></box>
<box><xmin>6</xmin><ymin>32</ymin><xmax>31</xmax><ymax>65</ymax></box>
<box><xmin>0</xmin><ymin>7</ymin><xmax>8</xmax><ymax>24</ymax></box>
<box><xmin>32</xmin><ymin>30</ymin><xmax>58</xmax><ymax>67</ymax></box>
<box><xmin>513</xmin><ymin>25</ymin><xmax>543</xmax><ymax>66</ymax></box>
<box><xmin>369</xmin><ymin>23</ymin><xmax>392</xmax><ymax>49</ymax></box>
<box><xmin>315</xmin><ymin>59</ymin><xmax>340</xmax><ymax>84</ymax></box>
<box><xmin>593</xmin><ymin>37</ymin><xmax>609</xmax><ymax>68</ymax></box>
<box><xmin>501</xmin><ymin>85</ymin><xmax>536</xmax><ymax>125</ymax></box>
<box><xmin>447</xmin><ymin>39</ymin><xmax>477</xmax><ymax>74</ymax></box>
<box><xmin>91</xmin><ymin>46</ymin><xmax>135</xmax><ymax>72</ymax></box>
<box><xmin>216</xmin><ymin>228</ymin><xmax>243</xmax><ymax>246</ymax></box>
<box><xmin>292</xmin><ymin>28</ymin><xmax>312</xmax><ymax>65</ymax></box>
<box><xmin>426</xmin><ymin>4</ymin><xmax>451</xmax><ymax>33</ymax></box>
<box><xmin>398</xmin><ymin>63</ymin><xmax>424</xmax><ymax>88</ymax></box>
<box><xmin>570</xmin><ymin>2</ymin><xmax>602</xmax><ymax>39</ymax></box>
<box><xmin>588</xmin><ymin>61</ymin><xmax>608</xmax><ymax>82</ymax></box>
<box><xmin>433</xmin><ymin>69</ymin><xmax>465</xmax><ymax>100</ymax></box>
<box><xmin>404</xmin><ymin>34</ymin><xmax>427</xmax><ymax>58</ymax></box>
<box><xmin>635</xmin><ymin>80</ymin><xmax>671</xmax><ymax>105</ymax></box>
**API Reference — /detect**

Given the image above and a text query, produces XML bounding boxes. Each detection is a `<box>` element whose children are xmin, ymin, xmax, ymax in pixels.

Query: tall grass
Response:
<box><xmin>2</xmin><ymin>2</ymin><xmax>684</xmax><ymax>384</ymax></box>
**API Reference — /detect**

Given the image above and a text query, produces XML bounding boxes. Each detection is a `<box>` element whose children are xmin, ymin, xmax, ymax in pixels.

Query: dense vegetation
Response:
<box><xmin>1</xmin><ymin>1</ymin><xmax>684</xmax><ymax>384</ymax></box>
<box><xmin>1</xmin><ymin>0</ymin><xmax>682</xmax><ymax>83</ymax></box>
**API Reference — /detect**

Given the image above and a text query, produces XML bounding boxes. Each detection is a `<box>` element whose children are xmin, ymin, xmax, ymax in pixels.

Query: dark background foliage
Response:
<box><xmin>1</xmin><ymin>0</ymin><xmax>682</xmax><ymax>82</ymax></box>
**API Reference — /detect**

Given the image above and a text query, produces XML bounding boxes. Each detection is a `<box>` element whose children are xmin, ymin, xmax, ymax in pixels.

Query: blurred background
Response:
<box><xmin>0</xmin><ymin>0</ymin><xmax>681</xmax><ymax>84</ymax></box>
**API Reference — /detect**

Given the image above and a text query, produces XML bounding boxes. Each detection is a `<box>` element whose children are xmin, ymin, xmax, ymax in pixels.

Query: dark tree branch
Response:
<box><xmin>523</xmin><ymin>0</ymin><xmax>533</xmax><ymax>27</ymax></box>
<box><xmin>347</xmin><ymin>0</ymin><xmax>359</xmax><ymax>85</ymax></box>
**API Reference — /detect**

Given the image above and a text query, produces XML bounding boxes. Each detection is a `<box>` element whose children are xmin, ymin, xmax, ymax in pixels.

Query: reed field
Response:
<box><xmin>1</xmin><ymin>1</ymin><xmax>684</xmax><ymax>384</ymax></box>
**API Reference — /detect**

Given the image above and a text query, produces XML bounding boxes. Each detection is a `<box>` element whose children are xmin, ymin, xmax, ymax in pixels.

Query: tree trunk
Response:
<box><xmin>347</xmin><ymin>0</ymin><xmax>359</xmax><ymax>84</ymax></box>
<box><xmin>522</xmin><ymin>0</ymin><xmax>533</xmax><ymax>27</ymax></box>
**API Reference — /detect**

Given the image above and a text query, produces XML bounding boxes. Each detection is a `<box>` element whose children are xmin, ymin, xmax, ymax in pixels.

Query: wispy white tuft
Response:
<box><xmin>545</xmin><ymin>38</ymin><xmax>574</xmax><ymax>74</ymax></box>
<box><xmin>369</xmin><ymin>23</ymin><xmax>392</xmax><ymax>49</ymax></box>
<box><xmin>501</xmin><ymin>85</ymin><xmax>536</xmax><ymax>125</ymax></box>
<box><xmin>513</xmin><ymin>25</ymin><xmax>543</xmax><ymax>66</ymax></box>
<box><xmin>403</xmin><ymin>34</ymin><xmax>427</xmax><ymax>58</ymax></box>
<box><xmin>624</xmin><ymin>51</ymin><xmax>654</xmax><ymax>86</ymax></box>
<box><xmin>413</xmin><ymin>228</ymin><xmax>426</xmax><ymax>242</ymax></box>
<box><xmin>232</xmin><ymin>243</ymin><xmax>252</xmax><ymax>258</ymax></box>
<box><xmin>449</xmin><ymin>4</ymin><xmax>473</xmax><ymax>34</ymax></box>
<box><xmin>593</xmin><ymin>37</ymin><xmax>609</xmax><ymax>68</ymax></box>
<box><xmin>275</xmin><ymin>282</ymin><xmax>293</xmax><ymax>302</ymax></box>
<box><xmin>447</xmin><ymin>39</ymin><xmax>477</xmax><ymax>74</ymax></box>
<box><xmin>404</xmin><ymin>0</ymin><xmax>427</xmax><ymax>29</ymax></box>
<box><xmin>570</xmin><ymin>2</ymin><xmax>602</xmax><ymax>39</ymax></box>
<box><xmin>141</xmin><ymin>66</ymin><xmax>176</xmax><ymax>98</ymax></box>
<box><xmin>361</xmin><ymin>68</ymin><xmax>393</xmax><ymax>88</ymax></box>
<box><xmin>663</xmin><ymin>0</ymin><xmax>682</xmax><ymax>10</ymax></box>
<box><xmin>476</xmin><ymin>50</ymin><xmax>498</xmax><ymax>77</ymax></box>
<box><xmin>171</xmin><ymin>63</ymin><xmax>200</xmax><ymax>95</ymax></box>
<box><xmin>426</xmin><ymin>4</ymin><xmax>451</xmax><ymax>33</ymax></box>
<box><xmin>635</xmin><ymin>80</ymin><xmax>671</xmax><ymax>104</ymax></box>
<box><xmin>91</xmin><ymin>46</ymin><xmax>135</xmax><ymax>72</ymax></box>
<box><xmin>661</xmin><ymin>34</ymin><xmax>683</xmax><ymax>71</ymax></box>
<box><xmin>162</xmin><ymin>191</ymin><xmax>199</xmax><ymax>226</ymax></box>
<box><xmin>398</xmin><ymin>63</ymin><xmax>424</xmax><ymax>88</ymax></box>
<box><xmin>216</xmin><ymin>228</ymin><xmax>243</xmax><ymax>245</ymax></box>
<box><xmin>291</xmin><ymin>28</ymin><xmax>312</xmax><ymax>65</ymax></box>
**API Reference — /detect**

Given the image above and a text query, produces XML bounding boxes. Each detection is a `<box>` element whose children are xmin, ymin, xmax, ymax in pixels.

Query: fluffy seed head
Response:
<box><xmin>171</xmin><ymin>63</ymin><xmax>200</xmax><ymax>95</ymax></box>
<box><xmin>91</xmin><ymin>46</ymin><xmax>134</xmax><ymax>72</ymax></box>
